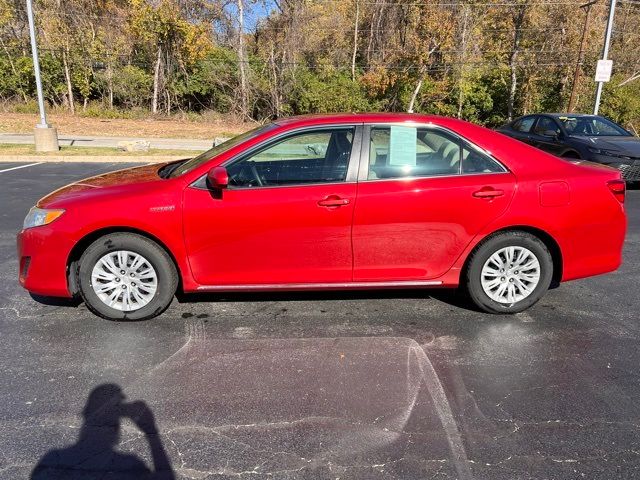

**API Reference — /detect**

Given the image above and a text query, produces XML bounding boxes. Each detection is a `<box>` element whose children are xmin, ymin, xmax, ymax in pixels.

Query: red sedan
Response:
<box><xmin>17</xmin><ymin>113</ymin><xmax>626</xmax><ymax>320</ymax></box>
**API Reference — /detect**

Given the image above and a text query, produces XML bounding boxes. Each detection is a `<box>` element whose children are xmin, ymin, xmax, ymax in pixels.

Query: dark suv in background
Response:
<box><xmin>498</xmin><ymin>113</ymin><xmax>640</xmax><ymax>182</ymax></box>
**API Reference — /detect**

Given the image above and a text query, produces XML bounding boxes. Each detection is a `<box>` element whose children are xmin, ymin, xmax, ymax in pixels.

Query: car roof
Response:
<box><xmin>514</xmin><ymin>113</ymin><xmax>603</xmax><ymax>119</ymax></box>
<box><xmin>273</xmin><ymin>112</ymin><xmax>447</xmax><ymax>127</ymax></box>
<box><xmin>547</xmin><ymin>113</ymin><xmax>601</xmax><ymax>118</ymax></box>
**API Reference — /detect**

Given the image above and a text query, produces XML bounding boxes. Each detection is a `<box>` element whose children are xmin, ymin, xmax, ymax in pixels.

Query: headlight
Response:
<box><xmin>23</xmin><ymin>207</ymin><xmax>65</xmax><ymax>229</ymax></box>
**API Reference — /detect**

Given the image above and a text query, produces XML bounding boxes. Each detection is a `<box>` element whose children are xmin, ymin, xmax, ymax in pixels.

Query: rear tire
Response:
<box><xmin>464</xmin><ymin>231</ymin><xmax>553</xmax><ymax>314</ymax></box>
<box><xmin>77</xmin><ymin>233</ymin><xmax>178</xmax><ymax>321</ymax></box>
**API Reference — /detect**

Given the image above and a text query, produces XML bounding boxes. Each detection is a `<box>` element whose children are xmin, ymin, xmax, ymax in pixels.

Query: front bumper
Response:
<box><xmin>17</xmin><ymin>226</ymin><xmax>74</xmax><ymax>298</ymax></box>
<box><xmin>589</xmin><ymin>155</ymin><xmax>640</xmax><ymax>181</ymax></box>
<box><xmin>617</xmin><ymin>161</ymin><xmax>640</xmax><ymax>181</ymax></box>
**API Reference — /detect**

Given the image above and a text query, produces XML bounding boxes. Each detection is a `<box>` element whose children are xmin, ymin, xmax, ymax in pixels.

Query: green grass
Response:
<box><xmin>0</xmin><ymin>144</ymin><xmax>205</xmax><ymax>156</ymax></box>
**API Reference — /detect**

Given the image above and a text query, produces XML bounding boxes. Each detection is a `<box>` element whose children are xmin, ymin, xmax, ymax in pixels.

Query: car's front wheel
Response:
<box><xmin>464</xmin><ymin>231</ymin><xmax>553</xmax><ymax>314</ymax></box>
<box><xmin>76</xmin><ymin>233</ymin><xmax>178</xmax><ymax>320</ymax></box>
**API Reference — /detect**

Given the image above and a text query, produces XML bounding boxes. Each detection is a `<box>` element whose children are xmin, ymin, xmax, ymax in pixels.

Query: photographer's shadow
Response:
<box><xmin>31</xmin><ymin>383</ymin><xmax>175</xmax><ymax>480</ymax></box>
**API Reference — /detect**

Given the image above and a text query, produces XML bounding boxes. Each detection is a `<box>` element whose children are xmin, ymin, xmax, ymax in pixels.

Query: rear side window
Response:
<box><xmin>513</xmin><ymin>116</ymin><xmax>535</xmax><ymax>133</ymax></box>
<box><xmin>533</xmin><ymin>117</ymin><xmax>561</xmax><ymax>136</ymax></box>
<box><xmin>367</xmin><ymin>126</ymin><xmax>504</xmax><ymax>180</ymax></box>
<box><xmin>461</xmin><ymin>145</ymin><xmax>505</xmax><ymax>174</ymax></box>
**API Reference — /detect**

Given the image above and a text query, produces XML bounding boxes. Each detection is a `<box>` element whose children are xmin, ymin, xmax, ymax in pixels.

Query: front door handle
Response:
<box><xmin>473</xmin><ymin>187</ymin><xmax>504</xmax><ymax>199</ymax></box>
<box><xmin>318</xmin><ymin>195</ymin><xmax>350</xmax><ymax>207</ymax></box>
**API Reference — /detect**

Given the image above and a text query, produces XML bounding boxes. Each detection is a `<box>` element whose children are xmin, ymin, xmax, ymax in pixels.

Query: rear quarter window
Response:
<box><xmin>513</xmin><ymin>117</ymin><xmax>535</xmax><ymax>133</ymax></box>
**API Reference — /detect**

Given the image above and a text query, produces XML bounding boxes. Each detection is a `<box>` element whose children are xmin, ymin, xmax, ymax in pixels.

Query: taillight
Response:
<box><xmin>607</xmin><ymin>179</ymin><xmax>626</xmax><ymax>204</ymax></box>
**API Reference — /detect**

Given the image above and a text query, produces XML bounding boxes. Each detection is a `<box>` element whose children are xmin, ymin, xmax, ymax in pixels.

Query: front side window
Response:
<box><xmin>169</xmin><ymin>124</ymin><xmax>277</xmax><ymax>178</ymax></box>
<box><xmin>558</xmin><ymin>116</ymin><xmax>631</xmax><ymax>137</ymax></box>
<box><xmin>227</xmin><ymin>128</ymin><xmax>355</xmax><ymax>188</ymax></box>
<box><xmin>367</xmin><ymin>126</ymin><xmax>503</xmax><ymax>180</ymax></box>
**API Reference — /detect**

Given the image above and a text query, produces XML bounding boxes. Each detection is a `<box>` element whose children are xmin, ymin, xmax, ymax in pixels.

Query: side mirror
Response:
<box><xmin>543</xmin><ymin>130</ymin><xmax>559</xmax><ymax>139</ymax></box>
<box><xmin>207</xmin><ymin>166</ymin><xmax>228</xmax><ymax>189</ymax></box>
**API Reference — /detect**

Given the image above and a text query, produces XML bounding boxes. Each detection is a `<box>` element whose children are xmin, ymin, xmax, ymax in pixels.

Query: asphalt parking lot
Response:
<box><xmin>1</xmin><ymin>161</ymin><xmax>639</xmax><ymax>479</ymax></box>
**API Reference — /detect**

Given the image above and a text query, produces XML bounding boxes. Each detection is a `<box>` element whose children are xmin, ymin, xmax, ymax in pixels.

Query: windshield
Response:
<box><xmin>558</xmin><ymin>116</ymin><xmax>630</xmax><ymax>137</ymax></box>
<box><xmin>168</xmin><ymin>124</ymin><xmax>277</xmax><ymax>178</ymax></box>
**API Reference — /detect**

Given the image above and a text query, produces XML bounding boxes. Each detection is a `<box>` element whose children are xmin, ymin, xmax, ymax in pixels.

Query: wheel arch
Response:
<box><xmin>561</xmin><ymin>149</ymin><xmax>581</xmax><ymax>159</ymax></box>
<box><xmin>463</xmin><ymin>225</ymin><xmax>563</xmax><ymax>288</ymax></box>
<box><xmin>66</xmin><ymin>226</ymin><xmax>183</xmax><ymax>296</ymax></box>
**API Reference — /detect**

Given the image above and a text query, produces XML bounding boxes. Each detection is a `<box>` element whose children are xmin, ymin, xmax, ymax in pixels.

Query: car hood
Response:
<box><xmin>571</xmin><ymin>135</ymin><xmax>640</xmax><ymax>156</ymax></box>
<box><xmin>37</xmin><ymin>163</ymin><xmax>170</xmax><ymax>208</ymax></box>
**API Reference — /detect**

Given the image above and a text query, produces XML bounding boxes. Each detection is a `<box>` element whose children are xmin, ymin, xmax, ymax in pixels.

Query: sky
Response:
<box><xmin>225</xmin><ymin>0</ymin><xmax>277</xmax><ymax>32</ymax></box>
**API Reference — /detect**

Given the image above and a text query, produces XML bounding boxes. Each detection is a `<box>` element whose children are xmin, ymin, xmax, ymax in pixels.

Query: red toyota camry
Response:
<box><xmin>17</xmin><ymin>113</ymin><xmax>626</xmax><ymax>320</ymax></box>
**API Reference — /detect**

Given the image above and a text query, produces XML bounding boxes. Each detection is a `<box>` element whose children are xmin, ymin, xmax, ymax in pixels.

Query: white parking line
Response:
<box><xmin>0</xmin><ymin>162</ymin><xmax>43</xmax><ymax>174</ymax></box>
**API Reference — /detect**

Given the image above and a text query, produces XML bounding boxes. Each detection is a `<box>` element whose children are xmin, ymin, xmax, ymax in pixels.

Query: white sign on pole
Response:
<box><xmin>594</xmin><ymin>59</ymin><xmax>613</xmax><ymax>82</ymax></box>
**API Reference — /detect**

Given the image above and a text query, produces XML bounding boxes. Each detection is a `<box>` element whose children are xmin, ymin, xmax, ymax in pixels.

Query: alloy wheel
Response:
<box><xmin>90</xmin><ymin>250</ymin><xmax>158</xmax><ymax>312</ymax></box>
<box><xmin>480</xmin><ymin>246</ymin><xmax>541</xmax><ymax>304</ymax></box>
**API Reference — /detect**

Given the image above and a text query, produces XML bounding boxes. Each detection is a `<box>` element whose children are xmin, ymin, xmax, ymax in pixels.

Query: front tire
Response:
<box><xmin>464</xmin><ymin>231</ymin><xmax>553</xmax><ymax>314</ymax></box>
<box><xmin>77</xmin><ymin>233</ymin><xmax>178</xmax><ymax>321</ymax></box>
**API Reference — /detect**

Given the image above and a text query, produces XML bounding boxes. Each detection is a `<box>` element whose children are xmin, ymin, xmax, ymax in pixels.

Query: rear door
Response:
<box><xmin>530</xmin><ymin>116</ymin><xmax>565</xmax><ymax>156</ymax></box>
<box><xmin>183</xmin><ymin>125</ymin><xmax>361</xmax><ymax>286</ymax></box>
<box><xmin>507</xmin><ymin>116</ymin><xmax>537</xmax><ymax>145</ymax></box>
<box><xmin>352</xmin><ymin>124</ymin><xmax>516</xmax><ymax>281</ymax></box>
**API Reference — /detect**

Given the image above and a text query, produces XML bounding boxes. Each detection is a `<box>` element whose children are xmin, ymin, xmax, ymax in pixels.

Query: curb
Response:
<box><xmin>0</xmin><ymin>155</ymin><xmax>189</xmax><ymax>163</ymax></box>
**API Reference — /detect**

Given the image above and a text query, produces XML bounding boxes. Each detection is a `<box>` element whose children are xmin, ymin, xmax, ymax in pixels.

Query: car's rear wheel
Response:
<box><xmin>464</xmin><ymin>231</ymin><xmax>553</xmax><ymax>314</ymax></box>
<box><xmin>76</xmin><ymin>233</ymin><xmax>178</xmax><ymax>320</ymax></box>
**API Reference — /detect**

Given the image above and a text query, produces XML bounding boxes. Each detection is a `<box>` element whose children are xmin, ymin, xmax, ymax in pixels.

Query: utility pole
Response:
<box><xmin>567</xmin><ymin>0</ymin><xmax>597</xmax><ymax>113</ymax></box>
<box><xmin>26</xmin><ymin>0</ymin><xmax>59</xmax><ymax>151</ymax></box>
<box><xmin>593</xmin><ymin>0</ymin><xmax>617</xmax><ymax>115</ymax></box>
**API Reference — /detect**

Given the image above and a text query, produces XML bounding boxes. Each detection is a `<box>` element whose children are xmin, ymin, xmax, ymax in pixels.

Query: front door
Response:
<box><xmin>183</xmin><ymin>126</ymin><xmax>360</xmax><ymax>286</ymax></box>
<box><xmin>352</xmin><ymin>125</ymin><xmax>516</xmax><ymax>281</ymax></box>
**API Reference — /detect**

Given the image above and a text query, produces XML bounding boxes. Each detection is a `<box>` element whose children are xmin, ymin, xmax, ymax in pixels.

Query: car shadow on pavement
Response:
<box><xmin>29</xmin><ymin>293</ymin><xmax>82</xmax><ymax>308</ymax></box>
<box><xmin>176</xmin><ymin>288</ymin><xmax>484</xmax><ymax>312</ymax></box>
<box><xmin>31</xmin><ymin>384</ymin><xmax>175</xmax><ymax>480</ymax></box>
<box><xmin>29</xmin><ymin>288</ymin><xmax>487</xmax><ymax>318</ymax></box>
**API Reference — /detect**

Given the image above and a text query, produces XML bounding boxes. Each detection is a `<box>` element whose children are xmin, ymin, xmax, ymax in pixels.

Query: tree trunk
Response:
<box><xmin>107</xmin><ymin>63</ymin><xmax>114</xmax><ymax>109</ymax></box>
<box><xmin>373</xmin><ymin>3</ymin><xmax>387</xmax><ymax>59</ymax></box>
<box><xmin>351</xmin><ymin>0</ymin><xmax>360</xmax><ymax>81</ymax></box>
<box><xmin>567</xmin><ymin>4</ymin><xmax>593</xmax><ymax>112</ymax></box>
<box><xmin>269</xmin><ymin>45</ymin><xmax>281</xmax><ymax>117</ymax></box>
<box><xmin>237</xmin><ymin>0</ymin><xmax>249</xmax><ymax>119</ymax></box>
<box><xmin>152</xmin><ymin>45</ymin><xmax>162</xmax><ymax>114</ymax></box>
<box><xmin>407</xmin><ymin>75</ymin><xmax>424</xmax><ymax>113</ymax></box>
<box><xmin>366</xmin><ymin>4</ymin><xmax>377</xmax><ymax>66</ymax></box>
<box><xmin>62</xmin><ymin>48</ymin><xmax>75</xmax><ymax>115</ymax></box>
<box><xmin>507</xmin><ymin>0</ymin><xmax>529</xmax><ymax>121</ymax></box>
<box><xmin>456</xmin><ymin>6</ymin><xmax>469</xmax><ymax>119</ymax></box>
<box><xmin>0</xmin><ymin>38</ymin><xmax>28</xmax><ymax>102</ymax></box>
<box><xmin>507</xmin><ymin>3</ymin><xmax>528</xmax><ymax>121</ymax></box>
<box><xmin>407</xmin><ymin>45</ymin><xmax>438</xmax><ymax>113</ymax></box>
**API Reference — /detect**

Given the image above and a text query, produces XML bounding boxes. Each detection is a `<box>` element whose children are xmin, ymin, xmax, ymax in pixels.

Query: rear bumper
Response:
<box><xmin>560</xmin><ymin>205</ymin><xmax>626</xmax><ymax>282</ymax></box>
<box><xmin>17</xmin><ymin>226</ymin><xmax>74</xmax><ymax>298</ymax></box>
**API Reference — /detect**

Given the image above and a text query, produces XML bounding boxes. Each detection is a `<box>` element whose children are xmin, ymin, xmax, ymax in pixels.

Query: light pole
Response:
<box><xmin>593</xmin><ymin>0</ymin><xmax>617</xmax><ymax>115</ymax></box>
<box><xmin>26</xmin><ymin>0</ymin><xmax>59</xmax><ymax>151</ymax></box>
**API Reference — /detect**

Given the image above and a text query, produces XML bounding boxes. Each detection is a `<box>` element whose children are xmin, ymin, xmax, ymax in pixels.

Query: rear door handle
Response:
<box><xmin>473</xmin><ymin>188</ymin><xmax>504</xmax><ymax>199</ymax></box>
<box><xmin>318</xmin><ymin>196</ymin><xmax>350</xmax><ymax>207</ymax></box>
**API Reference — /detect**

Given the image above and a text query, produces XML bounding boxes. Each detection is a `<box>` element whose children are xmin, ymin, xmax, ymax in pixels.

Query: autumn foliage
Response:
<box><xmin>0</xmin><ymin>0</ymin><xmax>639</xmax><ymax>129</ymax></box>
